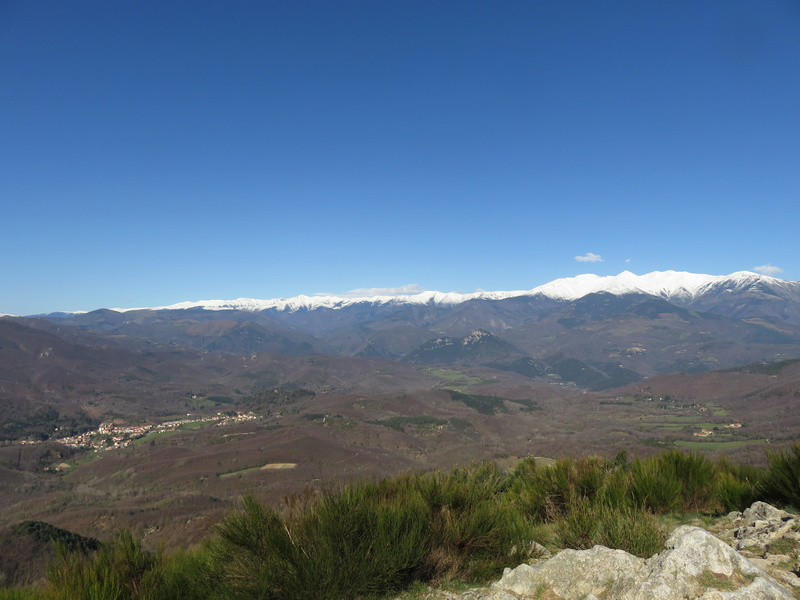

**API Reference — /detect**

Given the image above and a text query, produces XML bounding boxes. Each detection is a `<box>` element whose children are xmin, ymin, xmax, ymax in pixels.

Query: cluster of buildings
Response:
<box><xmin>693</xmin><ymin>423</ymin><xmax>743</xmax><ymax>437</ymax></box>
<box><xmin>31</xmin><ymin>412</ymin><xmax>258</xmax><ymax>451</ymax></box>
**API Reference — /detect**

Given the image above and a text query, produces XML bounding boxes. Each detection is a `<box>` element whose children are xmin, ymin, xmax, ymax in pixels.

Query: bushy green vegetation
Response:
<box><xmin>446</xmin><ymin>390</ymin><xmax>509</xmax><ymax>415</ymax></box>
<box><xmin>206</xmin><ymin>396</ymin><xmax>234</xmax><ymax>404</ymax></box>
<box><xmin>760</xmin><ymin>442</ymin><xmax>800</xmax><ymax>509</ymax></box>
<box><xmin>0</xmin><ymin>405</ymin><xmax>97</xmax><ymax>442</ymax></box>
<box><xmin>723</xmin><ymin>357</ymin><xmax>800</xmax><ymax>376</ymax></box>
<box><xmin>245</xmin><ymin>388</ymin><xmax>315</xmax><ymax>413</ymax></box>
<box><xmin>367</xmin><ymin>415</ymin><xmax>448</xmax><ymax>431</ymax></box>
<box><xmin>509</xmin><ymin>398</ymin><xmax>541</xmax><ymax>411</ymax></box>
<box><xmin>447</xmin><ymin>417</ymin><xmax>473</xmax><ymax>430</ymax></box>
<box><xmin>713</xmin><ymin>457</ymin><xmax>761</xmax><ymax>512</ymax></box>
<box><xmin>0</xmin><ymin>590</ymin><xmax>39</xmax><ymax>599</ymax></box>
<box><xmin>301</xmin><ymin>412</ymin><xmax>326</xmax><ymax>421</ymax></box>
<box><xmin>6</xmin><ymin>445</ymin><xmax>800</xmax><ymax>599</ymax></box>
<box><xmin>13</xmin><ymin>521</ymin><xmax>100</xmax><ymax>555</ymax></box>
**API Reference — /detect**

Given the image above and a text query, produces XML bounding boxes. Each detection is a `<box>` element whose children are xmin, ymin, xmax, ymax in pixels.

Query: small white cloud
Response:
<box><xmin>753</xmin><ymin>264</ymin><xmax>783</xmax><ymax>276</ymax></box>
<box><xmin>625</xmin><ymin>258</ymin><xmax>631</xmax><ymax>263</ymax></box>
<box><xmin>316</xmin><ymin>284</ymin><xmax>425</xmax><ymax>298</ymax></box>
<box><xmin>575</xmin><ymin>252</ymin><xmax>604</xmax><ymax>263</ymax></box>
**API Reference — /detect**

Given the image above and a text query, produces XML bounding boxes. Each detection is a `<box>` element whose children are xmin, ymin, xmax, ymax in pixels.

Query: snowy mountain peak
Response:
<box><xmin>525</xmin><ymin>270</ymin><xmax>724</xmax><ymax>301</ymax></box>
<box><xmin>109</xmin><ymin>271</ymin><xmax>791</xmax><ymax>314</ymax></box>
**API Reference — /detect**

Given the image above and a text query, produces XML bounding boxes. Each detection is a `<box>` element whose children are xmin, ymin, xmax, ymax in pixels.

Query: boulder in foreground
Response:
<box><xmin>476</xmin><ymin>521</ymin><xmax>796</xmax><ymax>600</ymax></box>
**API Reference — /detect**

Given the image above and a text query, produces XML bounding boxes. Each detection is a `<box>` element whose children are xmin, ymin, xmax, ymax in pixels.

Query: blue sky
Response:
<box><xmin>2</xmin><ymin>0</ymin><xmax>799</xmax><ymax>315</ymax></box>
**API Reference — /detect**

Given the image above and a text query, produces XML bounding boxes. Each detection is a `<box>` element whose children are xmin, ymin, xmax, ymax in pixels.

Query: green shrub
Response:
<box><xmin>658</xmin><ymin>450</ymin><xmax>715</xmax><ymax>511</ymax></box>
<box><xmin>629</xmin><ymin>457</ymin><xmax>682</xmax><ymax>514</ymax></box>
<box><xmin>715</xmin><ymin>471</ymin><xmax>756</xmax><ymax>513</ymax></box>
<box><xmin>44</xmin><ymin>530</ymin><xmax>157</xmax><ymax>600</ymax></box>
<box><xmin>573</xmin><ymin>457</ymin><xmax>608</xmax><ymax>499</ymax></box>
<box><xmin>0</xmin><ymin>590</ymin><xmax>40</xmax><ymax>600</ymax></box>
<box><xmin>376</xmin><ymin>415</ymin><xmax>448</xmax><ymax>431</ymax></box>
<box><xmin>205</xmin><ymin>496</ymin><xmax>304</xmax><ymax>600</ymax></box>
<box><xmin>557</xmin><ymin>497</ymin><xmax>600</xmax><ymax>550</ymax></box>
<box><xmin>714</xmin><ymin>457</ymin><xmax>762</xmax><ymax>512</ymax></box>
<box><xmin>507</xmin><ymin>457</ymin><xmax>601</xmax><ymax>521</ymax></box>
<box><xmin>596</xmin><ymin>467</ymin><xmax>633</xmax><ymax>510</ymax></box>
<box><xmin>414</xmin><ymin>464</ymin><xmax>534</xmax><ymax>580</ymax></box>
<box><xmin>506</xmin><ymin>457</ymin><xmax>549</xmax><ymax>521</ymax></box>
<box><xmin>207</xmin><ymin>466</ymin><xmax>541</xmax><ymax>598</ymax></box>
<box><xmin>593</xmin><ymin>505</ymin><xmax>666</xmax><ymax>557</ymax></box>
<box><xmin>298</xmin><ymin>485</ymin><xmax>429</xmax><ymax>597</ymax></box>
<box><xmin>760</xmin><ymin>443</ymin><xmax>800</xmax><ymax>508</ymax></box>
<box><xmin>144</xmin><ymin>548</ymin><xmax>218</xmax><ymax>600</ymax></box>
<box><xmin>13</xmin><ymin>521</ymin><xmax>100</xmax><ymax>554</ymax></box>
<box><xmin>557</xmin><ymin>498</ymin><xmax>665</xmax><ymax>558</ymax></box>
<box><xmin>209</xmin><ymin>482</ymin><xmax>427</xmax><ymax>599</ymax></box>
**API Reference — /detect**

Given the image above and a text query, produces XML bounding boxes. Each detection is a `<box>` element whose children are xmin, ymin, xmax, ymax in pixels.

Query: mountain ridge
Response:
<box><xmin>33</xmin><ymin>270</ymin><xmax>795</xmax><ymax>316</ymax></box>
<box><xmin>9</xmin><ymin>269</ymin><xmax>800</xmax><ymax>392</ymax></box>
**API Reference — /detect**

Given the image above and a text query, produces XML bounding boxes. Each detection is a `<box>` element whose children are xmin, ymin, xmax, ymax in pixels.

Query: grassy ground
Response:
<box><xmin>675</xmin><ymin>439</ymin><xmax>765</xmax><ymax>451</ymax></box>
<box><xmin>217</xmin><ymin>466</ymin><xmax>262</xmax><ymax>479</ymax></box>
<box><xmin>424</xmin><ymin>368</ymin><xmax>495</xmax><ymax>389</ymax></box>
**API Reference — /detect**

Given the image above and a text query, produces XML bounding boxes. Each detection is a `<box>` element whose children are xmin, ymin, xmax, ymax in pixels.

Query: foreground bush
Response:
<box><xmin>45</xmin><ymin>530</ymin><xmax>155</xmax><ymax>600</ymax></box>
<box><xmin>557</xmin><ymin>497</ymin><xmax>666</xmax><ymax>557</ymax></box>
<box><xmin>40</xmin><ymin>531</ymin><xmax>213</xmax><ymax>600</ymax></box>
<box><xmin>657</xmin><ymin>450</ymin><xmax>716</xmax><ymax>511</ymax></box>
<box><xmin>506</xmin><ymin>457</ymin><xmax>613</xmax><ymax>521</ymax></box>
<box><xmin>414</xmin><ymin>464</ymin><xmax>534</xmax><ymax>581</ymax></box>
<box><xmin>714</xmin><ymin>456</ymin><xmax>762</xmax><ymax>512</ymax></box>
<box><xmin>628</xmin><ymin>457</ymin><xmax>682</xmax><ymax>513</ymax></box>
<box><xmin>0</xmin><ymin>590</ymin><xmax>39</xmax><ymax>600</ymax></box>
<box><xmin>760</xmin><ymin>442</ymin><xmax>800</xmax><ymax>508</ymax></box>
<box><xmin>207</xmin><ymin>465</ymin><xmax>539</xmax><ymax>600</ymax></box>
<box><xmin>207</xmin><ymin>490</ymin><xmax>427</xmax><ymax>600</ymax></box>
<box><xmin>13</xmin><ymin>447</ymin><xmax>799</xmax><ymax>599</ymax></box>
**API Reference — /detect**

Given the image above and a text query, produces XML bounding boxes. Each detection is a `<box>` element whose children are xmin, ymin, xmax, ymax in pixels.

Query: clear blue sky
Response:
<box><xmin>2</xmin><ymin>0</ymin><xmax>799</xmax><ymax>315</ymax></box>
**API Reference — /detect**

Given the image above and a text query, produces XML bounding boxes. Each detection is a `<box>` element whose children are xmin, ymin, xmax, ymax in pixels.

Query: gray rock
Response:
<box><xmin>695</xmin><ymin>576</ymin><xmax>798</xmax><ymax>599</ymax></box>
<box><xmin>471</xmin><ymin>525</ymin><xmax>794</xmax><ymax>600</ymax></box>
<box><xmin>727</xmin><ymin>511</ymin><xmax>744</xmax><ymax>523</ymax></box>
<box><xmin>623</xmin><ymin>526</ymin><xmax>769</xmax><ymax>600</ymax></box>
<box><xmin>733</xmin><ymin>502</ymin><xmax>799</xmax><ymax>552</ymax></box>
<box><xmin>777</xmin><ymin>570</ymin><xmax>800</xmax><ymax>589</ymax></box>
<box><xmin>490</xmin><ymin>546</ymin><xmax>644</xmax><ymax>600</ymax></box>
<box><xmin>448</xmin><ymin>502</ymin><xmax>800</xmax><ymax>600</ymax></box>
<box><xmin>741</xmin><ymin>502</ymin><xmax>792</xmax><ymax>525</ymax></box>
<box><xmin>509</xmin><ymin>540</ymin><xmax>551</xmax><ymax>559</ymax></box>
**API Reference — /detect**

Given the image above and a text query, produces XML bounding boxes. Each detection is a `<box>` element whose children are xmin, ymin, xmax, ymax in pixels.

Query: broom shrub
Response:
<box><xmin>760</xmin><ymin>443</ymin><xmax>800</xmax><ymax>508</ymax></box>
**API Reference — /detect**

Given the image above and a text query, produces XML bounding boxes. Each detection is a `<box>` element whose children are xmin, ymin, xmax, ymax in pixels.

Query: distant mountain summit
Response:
<box><xmin>107</xmin><ymin>270</ymin><xmax>797</xmax><ymax>314</ymax></box>
<box><xmin>404</xmin><ymin>329</ymin><xmax>524</xmax><ymax>366</ymax></box>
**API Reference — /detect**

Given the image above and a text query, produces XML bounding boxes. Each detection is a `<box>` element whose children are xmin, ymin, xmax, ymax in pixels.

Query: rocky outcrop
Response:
<box><xmin>416</xmin><ymin>502</ymin><xmax>800</xmax><ymax>600</ymax></box>
<box><xmin>478</xmin><ymin>525</ymin><xmax>793</xmax><ymax>599</ymax></box>
<box><xmin>728</xmin><ymin>501</ymin><xmax>798</xmax><ymax>553</ymax></box>
<box><xmin>722</xmin><ymin>501</ymin><xmax>800</xmax><ymax>592</ymax></box>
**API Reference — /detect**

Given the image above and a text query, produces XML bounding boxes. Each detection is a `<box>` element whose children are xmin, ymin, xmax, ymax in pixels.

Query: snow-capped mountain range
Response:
<box><xmin>11</xmin><ymin>269</ymin><xmax>800</xmax><ymax>391</ymax></box>
<box><xmin>115</xmin><ymin>270</ymin><xmax>795</xmax><ymax>313</ymax></box>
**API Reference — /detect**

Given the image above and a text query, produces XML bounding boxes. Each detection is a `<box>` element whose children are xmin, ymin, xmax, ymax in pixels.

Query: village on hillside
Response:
<box><xmin>20</xmin><ymin>411</ymin><xmax>258</xmax><ymax>452</ymax></box>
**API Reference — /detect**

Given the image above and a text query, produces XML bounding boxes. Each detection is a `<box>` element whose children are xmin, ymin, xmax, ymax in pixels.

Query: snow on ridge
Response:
<box><xmin>109</xmin><ymin>270</ymin><xmax>784</xmax><ymax>313</ymax></box>
<box><xmin>529</xmin><ymin>270</ymin><xmax>725</xmax><ymax>301</ymax></box>
<box><xmin>120</xmin><ymin>289</ymin><xmax>526</xmax><ymax>313</ymax></box>
<box><xmin>693</xmin><ymin>270</ymin><xmax>787</xmax><ymax>295</ymax></box>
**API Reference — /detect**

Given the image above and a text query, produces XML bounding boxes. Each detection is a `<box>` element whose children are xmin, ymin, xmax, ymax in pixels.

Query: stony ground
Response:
<box><xmin>396</xmin><ymin>502</ymin><xmax>800</xmax><ymax>600</ymax></box>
